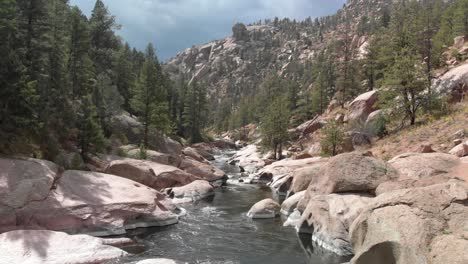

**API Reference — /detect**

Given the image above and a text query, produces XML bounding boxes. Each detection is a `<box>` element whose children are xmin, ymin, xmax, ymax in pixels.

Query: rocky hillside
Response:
<box><xmin>164</xmin><ymin>0</ymin><xmax>392</xmax><ymax>105</ymax></box>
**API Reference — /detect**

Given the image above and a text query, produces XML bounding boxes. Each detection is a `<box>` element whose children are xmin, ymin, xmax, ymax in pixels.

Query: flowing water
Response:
<box><xmin>112</xmin><ymin>150</ymin><xmax>349</xmax><ymax>264</ymax></box>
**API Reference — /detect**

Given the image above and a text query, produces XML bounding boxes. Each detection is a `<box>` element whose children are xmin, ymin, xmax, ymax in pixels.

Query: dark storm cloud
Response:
<box><xmin>69</xmin><ymin>0</ymin><xmax>347</xmax><ymax>61</ymax></box>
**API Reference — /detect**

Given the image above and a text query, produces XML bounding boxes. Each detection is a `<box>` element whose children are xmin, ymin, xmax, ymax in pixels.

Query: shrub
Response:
<box><xmin>320</xmin><ymin>120</ymin><xmax>345</xmax><ymax>156</ymax></box>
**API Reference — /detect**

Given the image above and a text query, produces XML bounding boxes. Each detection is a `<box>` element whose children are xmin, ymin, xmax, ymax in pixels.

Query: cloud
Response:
<box><xmin>69</xmin><ymin>0</ymin><xmax>346</xmax><ymax>61</ymax></box>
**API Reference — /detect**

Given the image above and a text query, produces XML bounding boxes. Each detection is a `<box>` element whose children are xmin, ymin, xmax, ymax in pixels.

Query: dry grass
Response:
<box><xmin>371</xmin><ymin>102</ymin><xmax>468</xmax><ymax>160</ymax></box>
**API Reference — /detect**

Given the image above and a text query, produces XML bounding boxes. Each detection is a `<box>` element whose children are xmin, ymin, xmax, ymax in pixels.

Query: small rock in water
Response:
<box><xmin>247</xmin><ymin>198</ymin><xmax>280</xmax><ymax>219</ymax></box>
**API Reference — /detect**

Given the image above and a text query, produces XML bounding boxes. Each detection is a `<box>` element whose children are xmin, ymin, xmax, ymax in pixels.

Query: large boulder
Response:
<box><xmin>350</xmin><ymin>181</ymin><xmax>468</xmax><ymax>264</ymax></box>
<box><xmin>110</xmin><ymin>112</ymin><xmax>183</xmax><ymax>156</ymax></box>
<box><xmin>288</xmin><ymin>162</ymin><xmax>326</xmax><ymax>195</ymax></box>
<box><xmin>377</xmin><ymin>152</ymin><xmax>468</xmax><ymax>195</ymax></box>
<box><xmin>346</xmin><ymin>90</ymin><xmax>379</xmax><ymax>122</ymax></box>
<box><xmin>388</xmin><ymin>152</ymin><xmax>461</xmax><ymax>179</ymax></box>
<box><xmin>165</xmin><ymin>180</ymin><xmax>214</xmax><ymax>203</ymax></box>
<box><xmin>432</xmin><ymin>63</ymin><xmax>468</xmax><ymax>103</ymax></box>
<box><xmin>0</xmin><ymin>157</ymin><xmax>59</xmax><ymax>210</ymax></box>
<box><xmin>182</xmin><ymin>147</ymin><xmax>210</xmax><ymax>163</ymax></box>
<box><xmin>247</xmin><ymin>198</ymin><xmax>281</xmax><ymax>219</ymax></box>
<box><xmin>257</xmin><ymin>157</ymin><xmax>327</xmax><ymax>183</ymax></box>
<box><xmin>280</xmin><ymin>191</ymin><xmax>305</xmax><ymax>216</ymax></box>
<box><xmin>228</xmin><ymin>144</ymin><xmax>265</xmax><ymax>173</ymax></box>
<box><xmin>298</xmin><ymin>193</ymin><xmax>373</xmax><ymax>256</ymax></box>
<box><xmin>123</xmin><ymin>145</ymin><xmax>181</xmax><ymax>167</ymax></box>
<box><xmin>449</xmin><ymin>141</ymin><xmax>468</xmax><ymax>157</ymax></box>
<box><xmin>179</xmin><ymin>157</ymin><xmax>226</xmax><ymax>183</ymax></box>
<box><xmin>0</xmin><ymin>157</ymin><xmax>179</xmax><ymax>234</ymax></box>
<box><xmin>295</xmin><ymin>117</ymin><xmax>327</xmax><ymax>137</ymax></box>
<box><xmin>105</xmin><ymin>159</ymin><xmax>199</xmax><ymax>190</ymax></box>
<box><xmin>307</xmin><ymin>152</ymin><xmax>398</xmax><ymax>195</ymax></box>
<box><xmin>0</xmin><ymin>230</ymin><xmax>127</xmax><ymax>264</ymax></box>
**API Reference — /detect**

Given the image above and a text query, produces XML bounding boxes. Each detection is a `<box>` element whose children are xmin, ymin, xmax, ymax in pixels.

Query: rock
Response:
<box><xmin>308</xmin><ymin>152</ymin><xmax>398</xmax><ymax>195</ymax></box>
<box><xmin>105</xmin><ymin>158</ymin><xmax>199</xmax><ymax>190</ymax></box>
<box><xmin>377</xmin><ymin>152</ymin><xmax>468</xmax><ymax>195</ymax></box>
<box><xmin>298</xmin><ymin>193</ymin><xmax>373</xmax><ymax>256</ymax></box>
<box><xmin>429</xmin><ymin>234</ymin><xmax>468</xmax><ymax>264</ymax></box>
<box><xmin>228</xmin><ymin>145</ymin><xmax>265</xmax><ymax>173</ymax></box>
<box><xmin>453</xmin><ymin>36</ymin><xmax>466</xmax><ymax>49</ymax></box>
<box><xmin>110</xmin><ymin>112</ymin><xmax>183</xmax><ymax>156</ymax></box>
<box><xmin>450</xmin><ymin>129</ymin><xmax>465</xmax><ymax>140</ymax></box>
<box><xmin>346</xmin><ymin>90</ymin><xmax>379</xmax><ymax>122</ymax></box>
<box><xmin>350</xmin><ymin>181</ymin><xmax>468</xmax><ymax>264</ymax></box>
<box><xmin>388</xmin><ymin>152</ymin><xmax>460</xmax><ymax>179</ymax></box>
<box><xmin>179</xmin><ymin>157</ymin><xmax>226</xmax><ymax>183</ymax></box>
<box><xmin>0</xmin><ymin>230</ymin><xmax>127</xmax><ymax>264</ymax></box>
<box><xmin>296</xmin><ymin>117</ymin><xmax>327</xmax><ymax>137</ymax></box>
<box><xmin>420</xmin><ymin>143</ymin><xmax>435</xmax><ymax>153</ymax></box>
<box><xmin>0</xmin><ymin>157</ymin><xmax>59</xmax><ymax>210</ymax></box>
<box><xmin>212</xmin><ymin>139</ymin><xmax>237</xmax><ymax>149</ymax></box>
<box><xmin>454</xmin><ymin>138</ymin><xmax>463</xmax><ymax>146</ymax></box>
<box><xmin>269</xmin><ymin>174</ymin><xmax>294</xmax><ymax>195</ymax></box>
<box><xmin>125</xmin><ymin>146</ymin><xmax>181</xmax><ymax>167</ymax></box>
<box><xmin>190</xmin><ymin>144</ymin><xmax>215</xmax><ymax>160</ymax></box>
<box><xmin>182</xmin><ymin>147</ymin><xmax>209</xmax><ymax>163</ymax></box>
<box><xmin>247</xmin><ymin>198</ymin><xmax>280</xmax><ymax>219</ymax></box>
<box><xmin>289</xmin><ymin>162</ymin><xmax>325</xmax><ymax>195</ymax></box>
<box><xmin>292</xmin><ymin>152</ymin><xmax>313</xmax><ymax>160</ymax></box>
<box><xmin>432</xmin><ymin>63</ymin><xmax>468</xmax><ymax>103</ymax></box>
<box><xmin>0</xmin><ymin>159</ymin><xmax>180</xmax><ymax>235</ymax></box>
<box><xmin>281</xmin><ymin>191</ymin><xmax>305</xmax><ymax>216</ymax></box>
<box><xmin>449</xmin><ymin>141</ymin><xmax>468</xmax><ymax>157</ymax></box>
<box><xmin>165</xmin><ymin>180</ymin><xmax>214</xmax><ymax>203</ymax></box>
<box><xmin>21</xmin><ymin>170</ymin><xmax>178</xmax><ymax>235</ymax></box>
<box><xmin>257</xmin><ymin>157</ymin><xmax>327</xmax><ymax>182</ymax></box>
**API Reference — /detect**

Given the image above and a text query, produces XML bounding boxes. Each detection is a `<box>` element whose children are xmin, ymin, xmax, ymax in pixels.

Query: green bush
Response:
<box><xmin>320</xmin><ymin>120</ymin><xmax>345</xmax><ymax>157</ymax></box>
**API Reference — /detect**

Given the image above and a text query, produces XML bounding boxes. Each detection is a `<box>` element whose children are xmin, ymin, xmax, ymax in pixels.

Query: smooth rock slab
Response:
<box><xmin>0</xmin><ymin>230</ymin><xmax>127</xmax><ymax>264</ymax></box>
<box><xmin>165</xmin><ymin>180</ymin><xmax>214</xmax><ymax>203</ymax></box>
<box><xmin>247</xmin><ymin>198</ymin><xmax>280</xmax><ymax>219</ymax></box>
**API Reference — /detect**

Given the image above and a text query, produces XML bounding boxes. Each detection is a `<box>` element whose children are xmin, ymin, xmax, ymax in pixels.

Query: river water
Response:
<box><xmin>112</xmin><ymin>150</ymin><xmax>349</xmax><ymax>264</ymax></box>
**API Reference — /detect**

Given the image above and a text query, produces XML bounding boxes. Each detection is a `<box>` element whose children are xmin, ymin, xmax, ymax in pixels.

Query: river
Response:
<box><xmin>111</xmin><ymin>150</ymin><xmax>349</xmax><ymax>264</ymax></box>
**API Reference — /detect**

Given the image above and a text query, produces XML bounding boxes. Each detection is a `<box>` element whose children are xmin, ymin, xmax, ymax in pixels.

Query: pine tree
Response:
<box><xmin>182</xmin><ymin>80</ymin><xmax>208</xmax><ymax>143</ymax></box>
<box><xmin>116</xmin><ymin>43</ymin><xmax>135</xmax><ymax>112</ymax></box>
<box><xmin>78</xmin><ymin>95</ymin><xmax>105</xmax><ymax>157</ymax></box>
<box><xmin>131</xmin><ymin>43</ymin><xmax>170</xmax><ymax>147</ymax></box>
<box><xmin>0</xmin><ymin>0</ymin><xmax>39</xmax><ymax>152</ymax></box>
<box><xmin>260</xmin><ymin>96</ymin><xmax>290</xmax><ymax>160</ymax></box>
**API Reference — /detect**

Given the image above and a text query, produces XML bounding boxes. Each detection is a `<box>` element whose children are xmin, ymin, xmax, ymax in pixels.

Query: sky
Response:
<box><xmin>69</xmin><ymin>0</ymin><xmax>347</xmax><ymax>61</ymax></box>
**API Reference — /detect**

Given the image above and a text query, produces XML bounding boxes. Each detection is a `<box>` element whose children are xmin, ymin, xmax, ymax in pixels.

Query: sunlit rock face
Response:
<box><xmin>0</xmin><ymin>157</ymin><xmax>179</xmax><ymax>235</ymax></box>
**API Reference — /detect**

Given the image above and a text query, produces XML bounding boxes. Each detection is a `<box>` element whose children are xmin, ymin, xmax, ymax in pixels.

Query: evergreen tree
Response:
<box><xmin>320</xmin><ymin>120</ymin><xmax>344</xmax><ymax>156</ymax></box>
<box><xmin>260</xmin><ymin>96</ymin><xmax>290</xmax><ymax>160</ymax></box>
<box><xmin>77</xmin><ymin>95</ymin><xmax>105</xmax><ymax>157</ymax></box>
<box><xmin>182</xmin><ymin>81</ymin><xmax>208</xmax><ymax>143</ymax></box>
<box><xmin>0</xmin><ymin>0</ymin><xmax>39</xmax><ymax>152</ymax></box>
<box><xmin>116</xmin><ymin>43</ymin><xmax>135</xmax><ymax>112</ymax></box>
<box><xmin>131</xmin><ymin>43</ymin><xmax>170</xmax><ymax>147</ymax></box>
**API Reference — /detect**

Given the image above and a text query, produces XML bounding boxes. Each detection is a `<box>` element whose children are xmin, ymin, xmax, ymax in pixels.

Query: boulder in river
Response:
<box><xmin>298</xmin><ymin>193</ymin><xmax>373</xmax><ymax>256</ymax></box>
<box><xmin>179</xmin><ymin>157</ymin><xmax>226</xmax><ymax>183</ymax></box>
<box><xmin>247</xmin><ymin>198</ymin><xmax>281</xmax><ymax>219</ymax></box>
<box><xmin>136</xmin><ymin>259</ymin><xmax>182</xmax><ymax>264</ymax></box>
<box><xmin>105</xmin><ymin>158</ymin><xmax>199</xmax><ymax>190</ymax></box>
<box><xmin>165</xmin><ymin>180</ymin><xmax>214</xmax><ymax>203</ymax></box>
<box><xmin>281</xmin><ymin>191</ymin><xmax>305</xmax><ymax>216</ymax></box>
<box><xmin>0</xmin><ymin>230</ymin><xmax>127</xmax><ymax>264</ymax></box>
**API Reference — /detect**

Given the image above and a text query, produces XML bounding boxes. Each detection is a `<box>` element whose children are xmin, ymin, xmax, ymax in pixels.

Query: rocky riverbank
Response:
<box><xmin>237</xmin><ymin>143</ymin><xmax>468</xmax><ymax>264</ymax></box>
<box><xmin>0</xmin><ymin>138</ymin><xmax>237</xmax><ymax>263</ymax></box>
